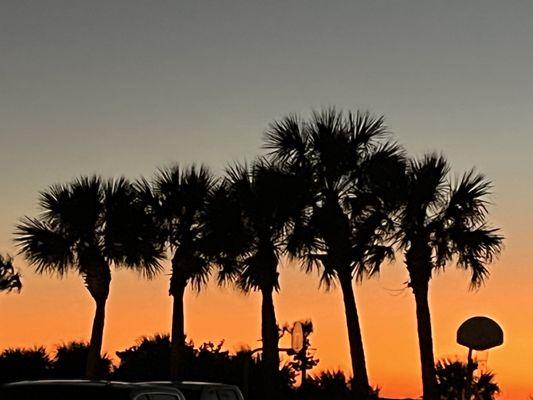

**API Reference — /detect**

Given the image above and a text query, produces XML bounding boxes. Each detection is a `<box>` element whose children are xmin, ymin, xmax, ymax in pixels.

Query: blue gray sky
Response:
<box><xmin>2</xmin><ymin>1</ymin><xmax>530</xmax><ymax>246</ymax></box>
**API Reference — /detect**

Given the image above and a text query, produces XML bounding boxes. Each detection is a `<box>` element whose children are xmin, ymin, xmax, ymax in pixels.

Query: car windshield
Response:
<box><xmin>216</xmin><ymin>389</ymin><xmax>238</xmax><ymax>400</ymax></box>
<box><xmin>0</xmin><ymin>386</ymin><xmax>132</xmax><ymax>400</ymax></box>
<box><xmin>176</xmin><ymin>388</ymin><xmax>201</xmax><ymax>400</ymax></box>
<box><xmin>177</xmin><ymin>388</ymin><xmax>238</xmax><ymax>400</ymax></box>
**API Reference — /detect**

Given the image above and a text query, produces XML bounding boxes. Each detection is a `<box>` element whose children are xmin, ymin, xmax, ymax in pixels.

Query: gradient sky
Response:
<box><xmin>1</xmin><ymin>1</ymin><xmax>533</xmax><ymax>398</ymax></box>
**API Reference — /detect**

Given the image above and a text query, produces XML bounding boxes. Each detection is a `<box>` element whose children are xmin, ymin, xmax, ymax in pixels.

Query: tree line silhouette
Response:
<box><xmin>0</xmin><ymin>336</ymin><xmax>499</xmax><ymax>400</ymax></box>
<box><xmin>2</xmin><ymin>108</ymin><xmax>503</xmax><ymax>400</ymax></box>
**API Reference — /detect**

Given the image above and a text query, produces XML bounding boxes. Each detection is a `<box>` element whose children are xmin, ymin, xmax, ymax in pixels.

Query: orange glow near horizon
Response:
<box><xmin>0</xmin><ymin>238</ymin><xmax>530</xmax><ymax>399</ymax></box>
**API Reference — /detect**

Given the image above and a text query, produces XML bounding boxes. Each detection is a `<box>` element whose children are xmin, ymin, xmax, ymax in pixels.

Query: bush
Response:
<box><xmin>0</xmin><ymin>347</ymin><xmax>52</xmax><ymax>382</ymax></box>
<box><xmin>436</xmin><ymin>359</ymin><xmax>500</xmax><ymax>400</ymax></box>
<box><xmin>52</xmin><ymin>341</ymin><xmax>112</xmax><ymax>379</ymax></box>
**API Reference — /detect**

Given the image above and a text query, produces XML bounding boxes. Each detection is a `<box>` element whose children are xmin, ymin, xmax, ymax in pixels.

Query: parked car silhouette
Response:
<box><xmin>143</xmin><ymin>381</ymin><xmax>244</xmax><ymax>400</ymax></box>
<box><xmin>0</xmin><ymin>380</ymin><xmax>185</xmax><ymax>400</ymax></box>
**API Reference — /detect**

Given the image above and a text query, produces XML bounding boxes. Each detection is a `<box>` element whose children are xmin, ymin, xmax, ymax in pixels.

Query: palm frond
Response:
<box><xmin>264</xmin><ymin>114</ymin><xmax>307</xmax><ymax>164</ymax></box>
<box><xmin>404</xmin><ymin>153</ymin><xmax>450</xmax><ymax>226</ymax></box>
<box><xmin>318</xmin><ymin>266</ymin><xmax>338</xmax><ymax>291</ymax></box>
<box><xmin>445</xmin><ymin>169</ymin><xmax>491</xmax><ymax>225</ymax></box>
<box><xmin>350</xmin><ymin>110</ymin><xmax>388</xmax><ymax>149</ymax></box>
<box><xmin>262</xmin><ymin>108</ymin><xmax>401</xmax><ymax>291</ymax></box>
<box><xmin>171</xmin><ymin>251</ymin><xmax>212</xmax><ymax>292</ymax></box>
<box><xmin>104</xmin><ymin>177</ymin><xmax>165</xmax><ymax>278</ymax></box>
<box><xmin>450</xmin><ymin>225</ymin><xmax>503</xmax><ymax>287</ymax></box>
<box><xmin>15</xmin><ymin>217</ymin><xmax>74</xmax><ymax>276</ymax></box>
<box><xmin>64</xmin><ymin>176</ymin><xmax>104</xmax><ymax>237</ymax></box>
<box><xmin>360</xmin><ymin>245</ymin><xmax>395</xmax><ymax>279</ymax></box>
<box><xmin>307</xmin><ymin>108</ymin><xmax>356</xmax><ymax>186</ymax></box>
<box><xmin>149</xmin><ymin>164</ymin><xmax>220</xmax><ymax>287</ymax></box>
<box><xmin>285</xmin><ymin>219</ymin><xmax>320</xmax><ymax>259</ymax></box>
<box><xmin>357</xmin><ymin>141</ymin><xmax>407</xmax><ymax>209</ymax></box>
<box><xmin>202</xmin><ymin>183</ymin><xmax>251</xmax><ymax>286</ymax></box>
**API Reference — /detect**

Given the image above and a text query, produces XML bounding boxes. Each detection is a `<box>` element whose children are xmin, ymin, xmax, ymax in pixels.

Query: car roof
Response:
<box><xmin>147</xmin><ymin>381</ymin><xmax>239</xmax><ymax>390</ymax></box>
<box><xmin>3</xmin><ymin>380</ymin><xmax>181</xmax><ymax>394</ymax></box>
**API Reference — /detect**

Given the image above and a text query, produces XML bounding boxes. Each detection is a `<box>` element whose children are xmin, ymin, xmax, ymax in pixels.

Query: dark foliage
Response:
<box><xmin>15</xmin><ymin>176</ymin><xmax>164</xmax><ymax>378</ymax></box>
<box><xmin>0</xmin><ymin>347</ymin><xmax>52</xmax><ymax>383</ymax></box>
<box><xmin>286</xmin><ymin>320</ymin><xmax>319</xmax><ymax>386</ymax></box>
<box><xmin>136</xmin><ymin>165</ymin><xmax>220</xmax><ymax>379</ymax></box>
<box><xmin>114</xmin><ymin>334</ymin><xmax>294</xmax><ymax>400</ymax></box>
<box><xmin>52</xmin><ymin>341</ymin><xmax>112</xmax><ymax>379</ymax></box>
<box><xmin>293</xmin><ymin>370</ymin><xmax>380</xmax><ymax>400</ymax></box>
<box><xmin>264</xmin><ymin>108</ymin><xmax>405</xmax><ymax>397</ymax></box>
<box><xmin>114</xmin><ymin>334</ymin><xmax>172</xmax><ymax>381</ymax></box>
<box><xmin>0</xmin><ymin>255</ymin><xmax>22</xmax><ymax>293</ymax></box>
<box><xmin>206</xmin><ymin>159</ymin><xmax>309</xmax><ymax>400</ymax></box>
<box><xmin>394</xmin><ymin>154</ymin><xmax>504</xmax><ymax>399</ymax></box>
<box><xmin>436</xmin><ymin>359</ymin><xmax>500</xmax><ymax>400</ymax></box>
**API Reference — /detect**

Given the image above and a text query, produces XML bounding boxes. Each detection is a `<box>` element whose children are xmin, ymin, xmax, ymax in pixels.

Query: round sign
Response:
<box><xmin>291</xmin><ymin>321</ymin><xmax>304</xmax><ymax>353</ymax></box>
<box><xmin>457</xmin><ymin>316</ymin><xmax>503</xmax><ymax>351</ymax></box>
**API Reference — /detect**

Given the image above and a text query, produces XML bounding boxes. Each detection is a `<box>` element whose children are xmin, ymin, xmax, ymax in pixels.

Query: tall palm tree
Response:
<box><xmin>15</xmin><ymin>176</ymin><xmax>163</xmax><ymax>379</ymax></box>
<box><xmin>210</xmin><ymin>160</ymin><xmax>308</xmax><ymax>400</ymax></box>
<box><xmin>0</xmin><ymin>255</ymin><xmax>22</xmax><ymax>293</ymax></box>
<box><xmin>395</xmin><ymin>154</ymin><xmax>503</xmax><ymax>400</ymax></box>
<box><xmin>264</xmin><ymin>108</ymin><xmax>405</xmax><ymax>398</ymax></box>
<box><xmin>136</xmin><ymin>165</ymin><xmax>217</xmax><ymax>380</ymax></box>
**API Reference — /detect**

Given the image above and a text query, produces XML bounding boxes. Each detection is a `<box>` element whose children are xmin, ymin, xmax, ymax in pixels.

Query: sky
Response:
<box><xmin>1</xmin><ymin>1</ymin><xmax>533</xmax><ymax>398</ymax></box>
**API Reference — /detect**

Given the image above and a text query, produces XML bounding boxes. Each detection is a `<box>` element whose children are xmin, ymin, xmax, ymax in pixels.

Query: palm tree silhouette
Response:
<box><xmin>15</xmin><ymin>176</ymin><xmax>164</xmax><ymax>379</ymax></box>
<box><xmin>264</xmin><ymin>108</ymin><xmax>404</xmax><ymax>398</ymax></box>
<box><xmin>0</xmin><ymin>255</ymin><xmax>22</xmax><ymax>293</ymax></box>
<box><xmin>211</xmin><ymin>160</ymin><xmax>308</xmax><ymax>400</ymax></box>
<box><xmin>136</xmin><ymin>165</ymin><xmax>217</xmax><ymax>380</ymax></box>
<box><xmin>395</xmin><ymin>155</ymin><xmax>503</xmax><ymax>400</ymax></box>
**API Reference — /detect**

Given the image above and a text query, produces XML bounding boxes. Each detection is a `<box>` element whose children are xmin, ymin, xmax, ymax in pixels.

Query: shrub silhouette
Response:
<box><xmin>114</xmin><ymin>334</ymin><xmax>173</xmax><ymax>381</ymax></box>
<box><xmin>52</xmin><ymin>341</ymin><xmax>112</xmax><ymax>379</ymax></box>
<box><xmin>0</xmin><ymin>255</ymin><xmax>22</xmax><ymax>293</ymax></box>
<box><xmin>0</xmin><ymin>347</ymin><xmax>51</xmax><ymax>383</ymax></box>
<box><xmin>113</xmin><ymin>334</ymin><xmax>295</xmax><ymax>400</ymax></box>
<box><xmin>436</xmin><ymin>359</ymin><xmax>500</xmax><ymax>400</ymax></box>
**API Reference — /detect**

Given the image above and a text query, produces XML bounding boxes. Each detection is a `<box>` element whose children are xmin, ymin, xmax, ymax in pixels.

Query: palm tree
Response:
<box><xmin>0</xmin><ymin>255</ymin><xmax>22</xmax><ymax>293</ymax></box>
<box><xmin>395</xmin><ymin>154</ymin><xmax>503</xmax><ymax>400</ymax></box>
<box><xmin>264</xmin><ymin>108</ymin><xmax>405</xmax><ymax>398</ymax></box>
<box><xmin>15</xmin><ymin>176</ymin><xmax>163</xmax><ymax>379</ymax></box>
<box><xmin>136</xmin><ymin>165</ymin><xmax>218</xmax><ymax>380</ymax></box>
<box><xmin>210</xmin><ymin>160</ymin><xmax>308</xmax><ymax>400</ymax></box>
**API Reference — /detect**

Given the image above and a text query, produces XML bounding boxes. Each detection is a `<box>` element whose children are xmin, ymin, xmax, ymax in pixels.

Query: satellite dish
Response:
<box><xmin>291</xmin><ymin>321</ymin><xmax>304</xmax><ymax>353</ymax></box>
<box><xmin>457</xmin><ymin>316</ymin><xmax>504</xmax><ymax>351</ymax></box>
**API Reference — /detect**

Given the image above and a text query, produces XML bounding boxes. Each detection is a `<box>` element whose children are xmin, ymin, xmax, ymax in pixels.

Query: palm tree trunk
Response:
<box><xmin>170</xmin><ymin>279</ymin><xmax>187</xmax><ymax>380</ymax></box>
<box><xmin>338</xmin><ymin>272</ymin><xmax>370</xmax><ymax>399</ymax></box>
<box><xmin>261</xmin><ymin>286</ymin><xmax>280</xmax><ymax>400</ymax></box>
<box><xmin>413</xmin><ymin>280</ymin><xmax>439</xmax><ymax>400</ymax></box>
<box><xmin>86</xmin><ymin>297</ymin><xmax>107</xmax><ymax>379</ymax></box>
